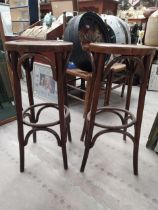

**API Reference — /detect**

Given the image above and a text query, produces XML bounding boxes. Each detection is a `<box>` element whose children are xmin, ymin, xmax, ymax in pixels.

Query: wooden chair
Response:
<box><xmin>66</xmin><ymin>68</ymin><xmax>93</xmax><ymax>116</ymax></box>
<box><xmin>66</xmin><ymin>63</ymin><xmax>127</xmax><ymax>116</ymax></box>
<box><xmin>103</xmin><ymin>62</ymin><xmax>127</xmax><ymax>106</ymax></box>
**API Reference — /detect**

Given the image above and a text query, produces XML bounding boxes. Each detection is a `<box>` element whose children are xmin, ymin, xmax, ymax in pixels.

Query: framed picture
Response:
<box><xmin>33</xmin><ymin>62</ymin><xmax>58</xmax><ymax>102</ymax></box>
<box><xmin>0</xmin><ymin>50</ymin><xmax>16</xmax><ymax>125</ymax></box>
<box><xmin>148</xmin><ymin>64</ymin><xmax>158</xmax><ymax>91</ymax></box>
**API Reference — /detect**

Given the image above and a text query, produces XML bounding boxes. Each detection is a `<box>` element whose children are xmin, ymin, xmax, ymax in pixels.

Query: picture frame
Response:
<box><xmin>146</xmin><ymin>112</ymin><xmax>158</xmax><ymax>153</ymax></box>
<box><xmin>148</xmin><ymin>64</ymin><xmax>158</xmax><ymax>91</ymax></box>
<box><xmin>33</xmin><ymin>62</ymin><xmax>58</xmax><ymax>102</ymax></box>
<box><xmin>0</xmin><ymin>4</ymin><xmax>16</xmax><ymax>125</ymax></box>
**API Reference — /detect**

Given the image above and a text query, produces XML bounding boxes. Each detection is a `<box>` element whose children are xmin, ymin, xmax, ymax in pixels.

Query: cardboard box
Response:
<box><xmin>51</xmin><ymin>1</ymin><xmax>73</xmax><ymax>17</ymax></box>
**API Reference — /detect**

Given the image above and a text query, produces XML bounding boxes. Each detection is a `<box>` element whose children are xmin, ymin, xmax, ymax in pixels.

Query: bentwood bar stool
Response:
<box><xmin>80</xmin><ymin>43</ymin><xmax>155</xmax><ymax>175</ymax></box>
<box><xmin>5</xmin><ymin>40</ymin><xmax>73</xmax><ymax>172</ymax></box>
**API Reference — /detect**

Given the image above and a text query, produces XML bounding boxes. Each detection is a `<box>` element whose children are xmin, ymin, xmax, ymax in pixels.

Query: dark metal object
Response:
<box><xmin>5</xmin><ymin>40</ymin><xmax>73</xmax><ymax>172</ymax></box>
<box><xmin>80</xmin><ymin>43</ymin><xmax>156</xmax><ymax>175</ymax></box>
<box><xmin>64</xmin><ymin>12</ymin><xmax>116</xmax><ymax>71</ymax></box>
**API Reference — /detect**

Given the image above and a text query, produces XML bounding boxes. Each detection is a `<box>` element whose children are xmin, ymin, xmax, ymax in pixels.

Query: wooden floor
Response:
<box><xmin>0</xmin><ymin>86</ymin><xmax>158</xmax><ymax>210</ymax></box>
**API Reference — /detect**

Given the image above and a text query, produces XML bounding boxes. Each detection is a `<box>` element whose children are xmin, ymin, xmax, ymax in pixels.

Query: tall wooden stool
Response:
<box><xmin>80</xmin><ymin>43</ymin><xmax>155</xmax><ymax>175</ymax></box>
<box><xmin>5</xmin><ymin>40</ymin><xmax>73</xmax><ymax>172</ymax></box>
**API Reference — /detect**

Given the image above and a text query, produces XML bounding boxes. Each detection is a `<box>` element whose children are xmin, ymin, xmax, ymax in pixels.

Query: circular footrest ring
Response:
<box><xmin>22</xmin><ymin>103</ymin><xmax>70</xmax><ymax>128</ymax></box>
<box><xmin>87</xmin><ymin>107</ymin><xmax>136</xmax><ymax>130</ymax></box>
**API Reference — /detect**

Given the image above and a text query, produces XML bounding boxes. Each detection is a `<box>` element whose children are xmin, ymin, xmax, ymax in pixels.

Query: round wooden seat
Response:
<box><xmin>5</xmin><ymin>39</ymin><xmax>73</xmax><ymax>172</ymax></box>
<box><xmin>80</xmin><ymin>43</ymin><xmax>156</xmax><ymax>175</ymax></box>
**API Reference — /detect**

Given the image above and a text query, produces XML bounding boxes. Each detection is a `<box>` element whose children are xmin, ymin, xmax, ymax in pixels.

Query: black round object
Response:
<box><xmin>101</xmin><ymin>15</ymin><xmax>131</xmax><ymax>44</ymax></box>
<box><xmin>64</xmin><ymin>12</ymin><xmax>116</xmax><ymax>72</ymax></box>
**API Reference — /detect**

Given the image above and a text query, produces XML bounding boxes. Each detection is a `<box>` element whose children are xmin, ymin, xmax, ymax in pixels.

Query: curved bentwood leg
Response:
<box><xmin>56</xmin><ymin>52</ymin><xmax>69</xmax><ymax>169</ymax></box>
<box><xmin>24</xmin><ymin>58</ymin><xmax>37</xmax><ymax>143</ymax></box>
<box><xmin>9</xmin><ymin>51</ymin><xmax>25</xmax><ymax>172</ymax></box>
<box><xmin>80</xmin><ymin>54</ymin><xmax>106</xmax><ymax>172</ymax></box>
<box><xmin>133</xmin><ymin>55</ymin><xmax>154</xmax><ymax>175</ymax></box>
<box><xmin>80</xmin><ymin>44</ymin><xmax>155</xmax><ymax>175</ymax></box>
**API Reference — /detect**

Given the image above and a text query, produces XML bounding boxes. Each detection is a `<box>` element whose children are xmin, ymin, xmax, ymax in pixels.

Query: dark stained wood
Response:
<box><xmin>66</xmin><ymin>63</ymin><xmax>127</xmax><ymax>116</ymax></box>
<box><xmin>66</xmin><ymin>68</ymin><xmax>92</xmax><ymax>116</ymax></box>
<box><xmin>89</xmin><ymin>43</ymin><xmax>156</xmax><ymax>55</ymax></box>
<box><xmin>5</xmin><ymin>40</ymin><xmax>73</xmax><ymax>53</ymax></box>
<box><xmin>78</xmin><ymin>0</ymin><xmax>118</xmax><ymax>15</ymax></box>
<box><xmin>5</xmin><ymin>39</ymin><xmax>73</xmax><ymax>172</ymax></box>
<box><xmin>0</xmin><ymin>116</ymin><xmax>16</xmax><ymax>126</ymax></box>
<box><xmin>67</xmin><ymin>68</ymin><xmax>92</xmax><ymax>80</ymax></box>
<box><xmin>50</xmin><ymin>0</ymin><xmax>118</xmax><ymax>15</ymax></box>
<box><xmin>40</xmin><ymin>2</ymin><xmax>52</xmax><ymax>16</ymax></box>
<box><xmin>80</xmin><ymin>43</ymin><xmax>156</xmax><ymax>175</ymax></box>
<box><xmin>128</xmin><ymin>18</ymin><xmax>147</xmax><ymax>23</ymax></box>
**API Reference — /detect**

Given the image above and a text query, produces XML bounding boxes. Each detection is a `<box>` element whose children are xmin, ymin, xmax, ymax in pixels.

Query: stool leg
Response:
<box><xmin>12</xmin><ymin>55</ymin><xmax>25</xmax><ymax>172</ymax></box>
<box><xmin>66</xmin><ymin>114</ymin><xmax>72</xmax><ymax>143</ymax></box>
<box><xmin>65</xmin><ymin>107</ymin><xmax>71</xmax><ymax>143</ymax></box>
<box><xmin>57</xmin><ymin>55</ymin><xmax>69</xmax><ymax>169</ymax></box>
<box><xmin>80</xmin><ymin>146</ymin><xmax>90</xmax><ymax>172</ymax></box>
<box><xmin>67</xmin><ymin>124</ymin><xmax>72</xmax><ymax>142</ymax></box>
<box><xmin>123</xmin><ymin>71</ymin><xmax>134</xmax><ymax>141</ymax></box>
<box><xmin>80</xmin><ymin>119</ymin><xmax>86</xmax><ymax>142</ymax></box>
<box><xmin>58</xmin><ymin>96</ymin><xmax>68</xmax><ymax>169</ymax></box>
<box><xmin>81</xmin><ymin>77</ymin><xmax>92</xmax><ymax>142</ymax></box>
<box><xmin>132</xmin><ymin>55</ymin><xmax>152</xmax><ymax>175</ymax></box>
<box><xmin>104</xmin><ymin>71</ymin><xmax>113</xmax><ymax>106</ymax></box>
<box><xmin>133</xmin><ymin>141</ymin><xmax>139</xmax><ymax>175</ymax></box>
<box><xmin>80</xmin><ymin>58</ymin><xmax>104</xmax><ymax>171</ymax></box>
<box><xmin>64</xmin><ymin>70</ymin><xmax>72</xmax><ymax>143</ymax></box>
<box><xmin>58</xmin><ymin>92</ymin><xmax>68</xmax><ymax>169</ymax></box>
<box><xmin>62</xmin><ymin>143</ymin><xmax>68</xmax><ymax>170</ymax></box>
<box><xmin>16</xmin><ymin>105</ymin><xmax>25</xmax><ymax>172</ymax></box>
<box><xmin>81</xmin><ymin>55</ymin><xmax>106</xmax><ymax>172</ymax></box>
<box><xmin>66</xmin><ymin>109</ymin><xmax>72</xmax><ymax>143</ymax></box>
<box><xmin>121</xmin><ymin>81</ymin><xmax>126</xmax><ymax>98</ymax></box>
<box><xmin>83</xmin><ymin>76</ymin><xmax>92</xmax><ymax>117</ymax></box>
<box><xmin>19</xmin><ymin>142</ymin><xmax>25</xmax><ymax>172</ymax></box>
<box><xmin>81</xmin><ymin>78</ymin><xmax>85</xmax><ymax>98</ymax></box>
<box><xmin>81</xmin><ymin>74</ymin><xmax>94</xmax><ymax>141</ymax></box>
<box><xmin>25</xmin><ymin>68</ymin><xmax>36</xmax><ymax>143</ymax></box>
<box><xmin>80</xmin><ymin>118</ymin><xmax>92</xmax><ymax>171</ymax></box>
<box><xmin>80</xmin><ymin>116</ymin><xmax>95</xmax><ymax>172</ymax></box>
